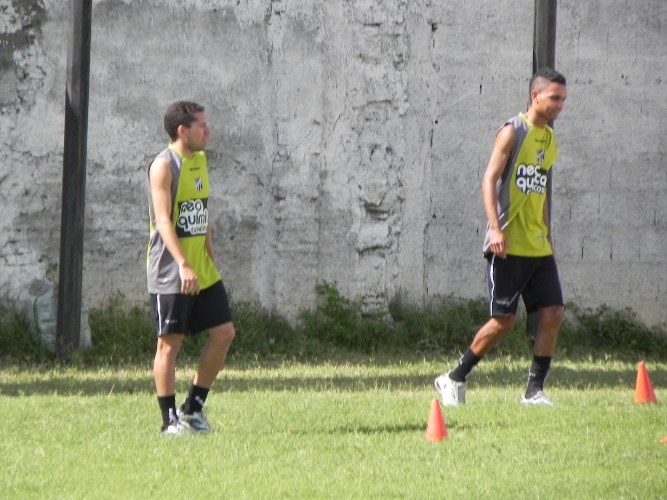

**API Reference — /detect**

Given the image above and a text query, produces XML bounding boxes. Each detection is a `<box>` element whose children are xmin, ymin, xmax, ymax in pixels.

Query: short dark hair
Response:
<box><xmin>163</xmin><ymin>101</ymin><xmax>205</xmax><ymax>141</ymax></box>
<box><xmin>530</xmin><ymin>67</ymin><xmax>566</xmax><ymax>92</ymax></box>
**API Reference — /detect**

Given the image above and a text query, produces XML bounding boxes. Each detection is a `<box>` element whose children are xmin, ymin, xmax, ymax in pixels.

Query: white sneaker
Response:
<box><xmin>434</xmin><ymin>372</ymin><xmax>466</xmax><ymax>406</ymax></box>
<box><xmin>161</xmin><ymin>418</ymin><xmax>187</xmax><ymax>436</ymax></box>
<box><xmin>521</xmin><ymin>390</ymin><xmax>554</xmax><ymax>406</ymax></box>
<box><xmin>177</xmin><ymin>407</ymin><xmax>211</xmax><ymax>433</ymax></box>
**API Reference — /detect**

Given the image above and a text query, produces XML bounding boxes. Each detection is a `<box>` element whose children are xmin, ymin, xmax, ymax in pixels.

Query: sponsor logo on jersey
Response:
<box><xmin>176</xmin><ymin>198</ymin><xmax>208</xmax><ymax>237</ymax></box>
<box><xmin>515</xmin><ymin>164</ymin><xmax>547</xmax><ymax>195</ymax></box>
<box><xmin>195</xmin><ymin>177</ymin><xmax>203</xmax><ymax>192</ymax></box>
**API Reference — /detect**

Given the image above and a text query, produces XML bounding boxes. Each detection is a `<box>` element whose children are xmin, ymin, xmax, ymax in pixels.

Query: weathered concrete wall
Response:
<box><xmin>1</xmin><ymin>0</ymin><xmax>666</xmax><ymax>325</ymax></box>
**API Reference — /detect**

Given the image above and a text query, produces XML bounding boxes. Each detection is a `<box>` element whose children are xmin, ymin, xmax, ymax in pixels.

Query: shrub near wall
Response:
<box><xmin>1</xmin><ymin>284</ymin><xmax>666</xmax><ymax>364</ymax></box>
<box><xmin>0</xmin><ymin>301</ymin><xmax>51</xmax><ymax>362</ymax></box>
<box><xmin>558</xmin><ymin>305</ymin><xmax>667</xmax><ymax>359</ymax></box>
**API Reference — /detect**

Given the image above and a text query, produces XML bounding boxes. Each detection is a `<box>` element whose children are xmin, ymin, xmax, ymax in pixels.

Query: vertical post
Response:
<box><xmin>56</xmin><ymin>0</ymin><xmax>92</xmax><ymax>357</ymax></box>
<box><xmin>526</xmin><ymin>0</ymin><xmax>558</xmax><ymax>346</ymax></box>
<box><xmin>533</xmin><ymin>0</ymin><xmax>557</xmax><ymax>73</ymax></box>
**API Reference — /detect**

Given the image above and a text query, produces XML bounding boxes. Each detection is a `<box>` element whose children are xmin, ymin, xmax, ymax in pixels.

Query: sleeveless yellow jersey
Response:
<box><xmin>147</xmin><ymin>145</ymin><xmax>221</xmax><ymax>293</ymax></box>
<box><xmin>483</xmin><ymin>113</ymin><xmax>558</xmax><ymax>257</ymax></box>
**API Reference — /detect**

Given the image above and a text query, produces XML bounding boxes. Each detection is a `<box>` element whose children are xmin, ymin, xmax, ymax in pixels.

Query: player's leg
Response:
<box><xmin>179</xmin><ymin>281</ymin><xmax>235</xmax><ymax>432</ymax></box>
<box><xmin>151</xmin><ymin>293</ymin><xmax>188</xmax><ymax>434</ymax></box>
<box><xmin>521</xmin><ymin>256</ymin><xmax>564</xmax><ymax>405</ymax></box>
<box><xmin>467</xmin><ymin>253</ymin><xmax>528</xmax><ymax>359</ymax></box>
<box><xmin>469</xmin><ymin>315</ymin><xmax>516</xmax><ymax>356</ymax></box>
<box><xmin>533</xmin><ymin>305</ymin><xmax>564</xmax><ymax>357</ymax></box>
<box><xmin>193</xmin><ymin>321</ymin><xmax>235</xmax><ymax>389</ymax></box>
<box><xmin>435</xmin><ymin>255</ymin><xmax>526</xmax><ymax>405</ymax></box>
<box><xmin>154</xmin><ymin>334</ymin><xmax>185</xmax><ymax>397</ymax></box>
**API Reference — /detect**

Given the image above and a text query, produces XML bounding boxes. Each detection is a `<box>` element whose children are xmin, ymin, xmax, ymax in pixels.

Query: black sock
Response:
<box><xmin>525</xmin><ymin>356</ymin><xmax>552</xmax><ymax>398</ymax></box>
<box><xmin>158</xmin><ymin>395</ymin><xmax>177</xmax><ymax>427</ymax></box>
<box><xmin>449</xmin><ymin>348</ymin><xmax>483</xmax><ymax>382</ymax></box>
<box><xmin>182</xmin><ymin>385</ymin><xmax>210</xmax><ymax>414</ymax></box>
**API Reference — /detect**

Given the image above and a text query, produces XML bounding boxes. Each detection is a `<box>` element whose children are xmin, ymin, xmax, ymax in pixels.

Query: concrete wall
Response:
<box><xmin>1</xmin><ymin>0</ymin><xmax>665</xmax><ymax>325</ymax></box>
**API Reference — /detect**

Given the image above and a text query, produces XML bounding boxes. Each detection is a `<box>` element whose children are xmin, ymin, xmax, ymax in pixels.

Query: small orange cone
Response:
<box><xmin>634</xmin><ymin>361</ymin><xmax>657</xmax><ymax>404</ymax></box>
<box><xmin>426</xmin><ymin>398</ymin><xmax>447</xmax><ymax>441</ymax></box>
<box><xmin>660</xmin><ymin>436</ymin><xmax>667</xmax><ymax>444</ymax></box>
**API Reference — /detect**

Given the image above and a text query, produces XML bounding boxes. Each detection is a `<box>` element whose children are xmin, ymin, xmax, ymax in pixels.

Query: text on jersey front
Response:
<box><xmin>176</xmin><ymin>198</ymin><xmax>208</xmax><ymax>237</ymax></box>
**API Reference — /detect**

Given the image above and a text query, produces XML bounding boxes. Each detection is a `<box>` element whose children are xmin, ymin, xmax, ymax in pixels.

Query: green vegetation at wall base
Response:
<box><xmin>1</xmin><ymin>283</ymin><xmax>666</xmax><ymax>365</ymax></box>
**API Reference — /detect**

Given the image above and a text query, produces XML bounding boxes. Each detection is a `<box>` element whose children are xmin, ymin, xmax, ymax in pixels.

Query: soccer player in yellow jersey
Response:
<box><xmin>436</xmin><ymin>68</ymin><xmax>567</xmax><ymax>407</ymax></box>
<box><xmin>147</xmin><ymin>101</ymin><xmax>235</xmax><ymax>434</ymax></box>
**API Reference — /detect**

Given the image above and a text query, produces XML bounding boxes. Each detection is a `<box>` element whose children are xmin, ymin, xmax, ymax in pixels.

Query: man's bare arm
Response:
<box><xmin>148</xmin><ymin>157</ymin><xmax>200</xmax><ymax>294</ymax></box>
<box><xmin>481</xmin><ymin>124</ymin><xmax>514</xmax><ymax>258</ymax></box>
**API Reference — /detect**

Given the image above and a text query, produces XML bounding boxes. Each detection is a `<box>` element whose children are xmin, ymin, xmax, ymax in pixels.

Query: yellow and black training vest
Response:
<box><xmin>147</xmin><ymin>145</ymin><xmax>221</xmax><ymax>294</ymax></box>
<box><xmin>483</xmin><ymin>113</ymin><xmax>558</xmax><ymax>257</ymax></box>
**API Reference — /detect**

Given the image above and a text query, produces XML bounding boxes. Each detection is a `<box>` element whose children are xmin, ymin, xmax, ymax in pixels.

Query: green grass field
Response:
<box><xmin>1</xmin><ymin>356</ymin><xmax>665</xmax><ymax>499</ymax></box>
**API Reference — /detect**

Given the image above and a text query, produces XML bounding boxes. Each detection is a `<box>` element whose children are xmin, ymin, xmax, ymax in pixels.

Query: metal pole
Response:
<box><xmin>527</xmin><ymin>0</ymin><xmax>558</xmax><ymax>347</ymax></box>
<box><xmin>56</xmin><ymin>0</ymin><xmax>92</xmax><ymax>357</ymax></box>
<box><xmin>533</xmin><ymin>0</ymin><xmax>557</xmax><ymax>73</ymax></box>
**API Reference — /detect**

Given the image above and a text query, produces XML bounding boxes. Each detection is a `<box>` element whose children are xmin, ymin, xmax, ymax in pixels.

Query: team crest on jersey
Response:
<box><xmin>536</xmin><ymin>150</ymin><xmax>545</xmax><ymax>164</ymax></box>
<box><xmin>176</xmin><ymin>198</ymin><xmax>208</xmax><ymax>237</ymax></box>
<box><xmin>194</xmin><ymin>177</ymin><xmax>203</xmax><ymax>192</ymax></box>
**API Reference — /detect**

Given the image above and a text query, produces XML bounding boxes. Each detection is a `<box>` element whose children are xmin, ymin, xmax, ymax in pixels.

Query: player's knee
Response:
<box><xmin>494</xmin><ymin>315</ymin><xmax>516</xmax><ymax>335</ymax></box>
<box><xmin>155</xmin><ymin>336</ymin><xmax>182</xmax><ymax>360</ymax></box>
<box><xmin>224</xmin><ymin>324</ymin><xmax>236</xmax><ymax>343</ymax></box>
<box><xmin>212</xmin><ymin>323</ymin><xmax>235</xmax><ymax>346</ymax></box>
<box><xmin>542</xmin><ymin>306</ymin><xmax>564</xmax><ymax>329</ymax></box>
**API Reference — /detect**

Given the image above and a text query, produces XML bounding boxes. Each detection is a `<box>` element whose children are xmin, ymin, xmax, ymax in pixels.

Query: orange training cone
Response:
<box><xmin>426</xmin><ymin>398</ymin><xmax>447</xmax><ymax>441</ymax></box>
<box><xmin>634</xmin><ymin>361</ymin><xmax>657</xmax><ymax>404</ymax></box>
<box><xmin>660</xmin><ymin>436</ymin><xmax>667</xmax><ymax>445</ymax></box>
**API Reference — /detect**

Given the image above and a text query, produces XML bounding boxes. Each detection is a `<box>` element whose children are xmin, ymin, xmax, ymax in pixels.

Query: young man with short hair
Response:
<box><xmin>435</xmin><ymin>68</ymin><xmax>568</xmax><ymax>407</ymax></box>
<box><xmin>147</xmin><ymin>101</ymin><xmax>235</xmax><ymax>434</ymax></box>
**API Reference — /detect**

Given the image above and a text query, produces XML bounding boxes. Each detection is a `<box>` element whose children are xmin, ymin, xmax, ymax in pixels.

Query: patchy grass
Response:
<box><xmin>1</xmin><ymin>357</ymin><xmax>665</xmax><ymax>499</ymax></box>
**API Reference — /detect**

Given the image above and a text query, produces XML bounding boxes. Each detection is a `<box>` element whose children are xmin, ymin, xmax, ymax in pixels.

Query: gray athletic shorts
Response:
<box><xmin>150</xmin><ymin>280</ymin><xmax>233</xmax><ymax>336</ymax></box>
<box><xmin>486</xmin><ymin>254</ymin><xmax>563</xmax><ymax>317</ymax></box>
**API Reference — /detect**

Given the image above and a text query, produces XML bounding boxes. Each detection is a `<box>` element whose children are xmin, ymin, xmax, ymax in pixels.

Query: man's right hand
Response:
<box><xmin>179</xmin><ymin>262</ymin><xmax>200</xmax><ymax>295</ymax></box>
<box><xmin>488</xmin><ymin>227</ymin><xmax>507</xmax><ymax>259</ymax></box>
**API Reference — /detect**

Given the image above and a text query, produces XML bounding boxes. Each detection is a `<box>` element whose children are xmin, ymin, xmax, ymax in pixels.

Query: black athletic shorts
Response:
<box><xmin>150</xmin><ymin>280</ymin><xmax>233</xmax><ymax>336</ymax></box>
<box><xmin>486</xmin><ymin>254</ymin><xmax>563</xmax><ymax>317</ymax></box>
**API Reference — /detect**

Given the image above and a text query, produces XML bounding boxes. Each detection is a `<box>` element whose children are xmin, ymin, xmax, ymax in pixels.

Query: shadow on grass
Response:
<box><xmin>330</xmin><ymin>423</ymin><xmax>425</xmax><ymax>435</ymax></box>
<box><xmin>474</xmin><ymin>365</ymin><xmax>667</xmax><ymax>391</ymax></box>
<box><xmin>0</xmin><ymin>373</ymin><xmax>154</xmax><ymax>397</ymax></box>
<box><xmin>1</xmin><ymin>362</ymin><xmax>663</xmax><ymax>397</ymax></box>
